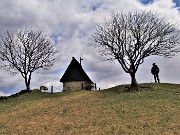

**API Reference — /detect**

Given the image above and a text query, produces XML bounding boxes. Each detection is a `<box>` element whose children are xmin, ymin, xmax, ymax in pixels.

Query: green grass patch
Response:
<box><xmin>0</xmin><ymin>83</ymin><xmax>179</xmax><ymax>134</ymax></box>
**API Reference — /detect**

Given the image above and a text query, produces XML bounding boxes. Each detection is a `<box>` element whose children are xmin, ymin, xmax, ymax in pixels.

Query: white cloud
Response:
<box><xmin>0</xmin><ymin>91</ymin><xmax>11</xmax><ymax>97</ymax></box>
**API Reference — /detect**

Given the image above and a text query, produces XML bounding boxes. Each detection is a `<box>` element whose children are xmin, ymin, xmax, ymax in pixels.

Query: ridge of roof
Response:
<box><xmin>60</xmin><ymin>57</ymin><xmax>93</xmax><ymax>84</ymax></box>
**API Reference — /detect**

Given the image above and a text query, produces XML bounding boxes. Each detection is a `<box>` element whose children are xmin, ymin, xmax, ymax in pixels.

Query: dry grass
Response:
<box><xmin>0</xmin><ymin>83</ymin><xmax>179</xmax><ymax>135</ymax></box>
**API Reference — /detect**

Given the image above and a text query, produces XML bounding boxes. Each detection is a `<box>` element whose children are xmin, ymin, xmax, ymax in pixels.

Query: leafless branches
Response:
<box><xmin>93</xmin><ymin>11</ymin><xmax>180</xmax><ymax>72</ymax></box>
<box><xmin>0</xmin><ymin>28</ymin><xmax>59</xmax><ymax>92</ymax></box>
<box><xmin>92</xmin><ymin>10</ymin><xmax>180</xmax><ymax>90</ymax></box>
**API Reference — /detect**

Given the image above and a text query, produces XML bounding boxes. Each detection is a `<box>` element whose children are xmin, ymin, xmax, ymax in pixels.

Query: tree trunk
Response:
<box><xmin>24</xmin><ymin>72</ymin><xmax>32</xmax><ymax>93</ymax></box>
<box><xmin>128</xmin><ymin>72</ymin><xmax>138</xmax><ymax>92</ymax></box>
<box><xmin>25</xmin><ymin>78</ymin><xmax>30</xmax><ymax>92</ymax></box>
<box><xmin>26</xmin><ymin>84</ymin><xmax>30</xmax><ymax>92</ymax></box>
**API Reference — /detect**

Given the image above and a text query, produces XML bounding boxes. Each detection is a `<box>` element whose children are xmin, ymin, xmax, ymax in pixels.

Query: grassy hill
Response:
<box><xmin>0</xmin><ymin>83</ymin><xmax>179</xmax><ymax>135</ymax></box>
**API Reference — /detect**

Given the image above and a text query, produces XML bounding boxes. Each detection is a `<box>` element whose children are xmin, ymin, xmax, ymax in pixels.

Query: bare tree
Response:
<box><xmin>0</xmin><ymin>28</ymin><xmax>59</xmax><ymax>92</ymax></box>
<box><xmin>92</xmin><ymin>11</ymin><xmax>180</xmax><ymax>91</ymax></box>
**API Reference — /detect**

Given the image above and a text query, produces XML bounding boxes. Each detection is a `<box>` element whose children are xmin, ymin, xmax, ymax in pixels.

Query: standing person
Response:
<box><xmin>151</xmin><ymin>63</ymin><xmax>160</xmax><ymax>83</ymax></box>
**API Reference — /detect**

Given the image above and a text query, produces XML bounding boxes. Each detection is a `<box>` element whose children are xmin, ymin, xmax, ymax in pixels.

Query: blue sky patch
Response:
<box><xmin>173</xmin><ymin>0</ymin><xmax>180</xmax><ymax>7</ymax></box>
<box><xmin>140</xmin><ymin>0</ymin><xmax>153</xmax><ymax>5</ymax></box>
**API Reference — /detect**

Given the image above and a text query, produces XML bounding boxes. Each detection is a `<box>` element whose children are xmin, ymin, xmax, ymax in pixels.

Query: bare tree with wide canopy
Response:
<box><xmin>0</xmin><ymin>28</ymin><xmax>59</xmax><ymax>92</ymax></box>
<box><xmin>92</xmin><ymin>11</ymin><xmax>180</xmax><ymax>91</ymax></box>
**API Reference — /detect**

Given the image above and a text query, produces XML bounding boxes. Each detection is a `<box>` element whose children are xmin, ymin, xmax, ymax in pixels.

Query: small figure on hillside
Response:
<box><xmin>151</xmin><ymin>63</ymin><xmax>160</xmax><ymax>83</ymax></box>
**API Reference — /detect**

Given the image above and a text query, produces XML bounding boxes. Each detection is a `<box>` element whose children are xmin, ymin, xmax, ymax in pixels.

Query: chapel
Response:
<box><xmin>60</xmin><ymin>57</ymin><xmax>94</xmax><ymax>91</ymax></box>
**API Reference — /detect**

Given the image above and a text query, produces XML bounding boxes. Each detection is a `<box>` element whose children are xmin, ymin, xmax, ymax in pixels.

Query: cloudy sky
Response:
<box><xmin>0</xmin><ymin>0</ymin><xmax>180</xmax><ymax>96</ymax></box>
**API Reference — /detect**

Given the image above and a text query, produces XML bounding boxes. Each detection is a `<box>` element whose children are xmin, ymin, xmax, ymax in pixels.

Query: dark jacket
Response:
<box><xmin>151</xmin><ymin>65</ymin><xmax>159</xmax><ymax>75</ymax></box>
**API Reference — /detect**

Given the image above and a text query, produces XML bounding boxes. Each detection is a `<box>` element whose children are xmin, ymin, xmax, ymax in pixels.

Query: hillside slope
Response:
<box><xmin>0</xmin><ymin>83</ymin><xmax>179</xmax><ymax>135</ymax></box>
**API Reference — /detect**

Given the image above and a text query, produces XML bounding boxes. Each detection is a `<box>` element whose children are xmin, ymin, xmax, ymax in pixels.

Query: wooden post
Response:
<box><xmin>81</xmin><ymin>83</ymin><xmax>83</xmax><ymax>90</ymax></box>
<box><xmin>95</xmin><ymin>83</ymin><xmax>97</xmax><ymax>90</ymax></box>
<box><xmin>51</xmin><ymin>86</ymin><xmax>53</xmax><ymax>94</ymax></box>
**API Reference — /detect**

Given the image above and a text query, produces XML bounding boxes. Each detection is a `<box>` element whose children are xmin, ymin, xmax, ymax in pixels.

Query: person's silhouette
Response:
<box><xmin>151</xmin><ymin>63</ymin><xmax>160</xmax><ymax>83</ymax></box>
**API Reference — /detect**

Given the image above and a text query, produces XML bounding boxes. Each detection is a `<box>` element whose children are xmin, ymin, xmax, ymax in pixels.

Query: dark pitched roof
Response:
<box><xmin>60</xmin><ymin>57</ymin><xmax>93</xmax><ymax>84</ymax></box>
